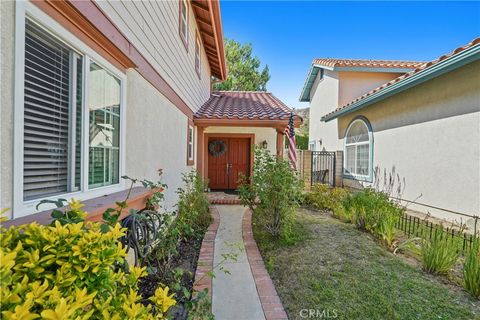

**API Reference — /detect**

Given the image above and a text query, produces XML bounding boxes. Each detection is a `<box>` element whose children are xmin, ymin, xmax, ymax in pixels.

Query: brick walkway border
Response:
<box><xmin>209</xmin><ymin>198</ymin><xmax>243</xmax><ymax>205</ymax></box>
<box><xmin>193</xmin><ymin>205</ymin><xmax>220</xmax><ymax>300</ymax></box>
<box><xmin>206</xmin><ymin>192</ymin><xmax>243</xmax><ymax>205</ymax></box>
<box><xmin>242</xmin><ymin>208</ymin><xmax>288</xmax><ymax>320</ymax></box>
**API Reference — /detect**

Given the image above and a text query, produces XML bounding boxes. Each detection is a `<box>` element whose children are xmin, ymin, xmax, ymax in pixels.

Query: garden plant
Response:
<box><xmin>0</xmin><ymin>201</ymin><xmax>175</xmax><ymax>319</ymax></box>
<box><xmin>0</xmin><ymin>169</ymin><xmax>222</xmax><ymax>319</ymax></box>
<box><xmin>238</xmin><ymin>147</ymin><xmax>303</xmax><ymax>244</ymax></box>
<box><xmin>421</xmin><ymin>227</ymin><xmax>460</xmax><ymax>275</ymax></box>
<box><xmin>463</xmin><ymin>236</ymin><xmax>480</xmax><ymax>298</ymax></box>
<box><xmin>303</xmin><ymin>173</ymin><xmax>480</xmax><ymax>299</ymax></box>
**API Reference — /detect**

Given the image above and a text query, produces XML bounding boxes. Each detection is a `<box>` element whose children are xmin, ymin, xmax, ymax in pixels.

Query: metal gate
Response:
<box><xmin>311</xmin><ymin>151</ymin><xmax>335</xmax><ymax>186</ymax></box>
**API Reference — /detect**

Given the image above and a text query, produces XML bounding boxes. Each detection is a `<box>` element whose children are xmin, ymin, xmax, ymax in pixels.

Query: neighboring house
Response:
<box><xmin>300</xmin><ymin>39</ymin><xmax>480</xmax><ymax>221</ymax></box>
<box><xmin>0</xmin><ymin>0</ymin><xmax>298</xmax><ymax>223</ymax></box>
<box><xmin>300</xmin><ymin>59</ymin><xmax>424</xmax><ymax>152</ymax></box>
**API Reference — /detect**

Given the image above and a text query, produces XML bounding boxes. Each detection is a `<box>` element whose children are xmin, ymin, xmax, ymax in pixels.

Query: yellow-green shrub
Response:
<box><xmin>306</xmin><ymin>184</ymin><xmax>349</xmax><ymax>213</ymax></box>
<box><xmin>0</xmin><ymin>200</ymin><xmax>175</xmax><ymax>319</ymax></box>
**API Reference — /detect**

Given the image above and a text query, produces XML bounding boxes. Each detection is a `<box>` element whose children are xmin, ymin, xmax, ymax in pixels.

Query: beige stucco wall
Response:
<box><xmin>204</xmin><ymin>126</ymin><xmax>278</xmax><ymax>155</ymax></box>
<box><xmin>125</xmin><ymin>70</ymin><xmax>194</xmax><ymax>212</ymax></box>
<box><xmin>0</xmin><ymin>2</ymin><xmax>196</xmax><ymax>217</ymax></box>
<box><xmin>0</xmin><ymin>0</ymin><xmax>15</xmax><ymax>218</ymax></box>
<box><xmin>96</xmin><ymin>0</ymin><xmax>211</xmax><ymax>112</ymax></box>
<box><xmin>338</xmin><ymin>61</ymin><xmax>480</xmax><ymax>219</ymax></box>
<box><xmin>338</xmin><ymin>71</ymin><xmax>404</xmax><ymax>107</ymax></box>
<box><xmin>308</xmin><ymin>69</ymin><xmax>341</xmax><ymax>151</ymax></box>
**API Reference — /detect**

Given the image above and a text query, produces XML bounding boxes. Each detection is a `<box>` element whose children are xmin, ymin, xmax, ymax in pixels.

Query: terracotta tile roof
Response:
<box><xmin>195</xmin><ymin>91</ymin><xmax>298</xmax><ymax>121</ymax></box>
<box><xmin>323</xmin><ymin>37</ymin><xmax>480</xmax><ymax>120</ymax></box>
<box><xmin>313</xmin><ymin>58</ymin><xmax>424</xmax><ymax>69</ymax></box>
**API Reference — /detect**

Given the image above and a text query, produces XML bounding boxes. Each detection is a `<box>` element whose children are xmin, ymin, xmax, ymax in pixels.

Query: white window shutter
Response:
<box><xmin>23</xmin><ymin>20</ymin><xmax>79</xmax><ymax>201</ymax></box>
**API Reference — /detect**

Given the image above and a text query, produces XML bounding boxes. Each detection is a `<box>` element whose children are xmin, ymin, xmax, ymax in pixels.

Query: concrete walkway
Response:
<box><xmin>212</xmin><ymin>205</ymin><xmax>265</xmax><ymax>320</ymax></box>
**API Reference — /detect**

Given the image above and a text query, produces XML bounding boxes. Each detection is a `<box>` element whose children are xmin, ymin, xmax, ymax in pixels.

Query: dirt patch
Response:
<box><xmin>138</xmin><ymin>236</ymin><xmax>204</xmax><ymax>320</ymax></box>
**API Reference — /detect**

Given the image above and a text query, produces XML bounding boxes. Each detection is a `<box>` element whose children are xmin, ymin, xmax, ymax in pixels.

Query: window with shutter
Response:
<box><xmin>23</xmin><ymin>19</ymin><xmax>82</xmax><ymax>201</ymax></box>
<box><xmin>21</xmin><ymin>18</ymin><xmax>124</xmax><ymax>206</ymax></box>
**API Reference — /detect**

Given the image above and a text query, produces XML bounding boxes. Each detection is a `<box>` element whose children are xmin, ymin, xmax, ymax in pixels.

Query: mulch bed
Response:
<box><xmin>138</xmin><ymin>235</ymin><xmax>204</xmax><ymax>320</ymax></box>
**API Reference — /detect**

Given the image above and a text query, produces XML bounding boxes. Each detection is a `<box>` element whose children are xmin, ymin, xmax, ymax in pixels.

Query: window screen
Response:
<box><xmin>88</xmin><ymin>62</ymin><xmax>121</xmax><ymax>188</ymax></box>
<box><xmin>344</xmin><ymin>119</ymin><xmax>372</xmax><ymax>178</ymax></box>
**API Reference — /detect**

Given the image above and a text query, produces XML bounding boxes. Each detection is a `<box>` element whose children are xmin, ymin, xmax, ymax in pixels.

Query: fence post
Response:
<box><xmin>302</xmin><ymin>150</ymin><xmax>312</xmax><ymax>191</ymax></box>
<box><xmin>334</xmin><ymin>150</ymin><xmax>343</xmax><ymax>187</ymax></box>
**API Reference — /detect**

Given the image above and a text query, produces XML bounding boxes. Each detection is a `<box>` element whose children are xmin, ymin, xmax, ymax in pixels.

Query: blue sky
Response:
<box><xmin>220</xmin><ymin>1</ymin><xmax>480</xmax><ymax>109</ymax></box>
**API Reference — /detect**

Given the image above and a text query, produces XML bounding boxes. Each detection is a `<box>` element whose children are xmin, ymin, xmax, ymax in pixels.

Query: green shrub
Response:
<box><xmin>305</xmin><ymin>184</ymin><xmax>348</xmax><ymax>212</ymax></box>
<box><xmin>377</xmin><ymin>210</ymin><xmax>400</xmax><ymax>250</ymax></box>
<box><xmin>0</xmin><ymin>201</ymin><xmax>175</xmax><ymax>319</ymax></box>
<box><xmin>421</xmin><ymin>228</ymin><xmax>460</xmax><ymax>275</ymax></box>
<box><xmin>341</xmin><ymin>189</ymin><xmax>403</xmax><ymax>249</ymax></box>
<box><xmin>239</xmin><ymin>147</ymin><xmax>302</xmax><ymax>243</ymax></box>
<box><xmin>176</xmin><ymin>169</ymin><xmax>211</xmax><ymax>237</ymax></box>
<box><xmin>463</xmin><ymin>237</ymin><xmax>480</xmax><ymax>298</ymax></box>
<box><xmin>331</xmin><ymin>204</ymin><xmax>353</xmax><ymax>223</ymax></box>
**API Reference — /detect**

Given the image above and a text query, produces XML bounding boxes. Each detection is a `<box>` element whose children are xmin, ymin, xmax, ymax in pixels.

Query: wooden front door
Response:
<box><xmin>208</xmin><ymin>137</ymin><xmax>250</xmax><ymax>190</ymax></box>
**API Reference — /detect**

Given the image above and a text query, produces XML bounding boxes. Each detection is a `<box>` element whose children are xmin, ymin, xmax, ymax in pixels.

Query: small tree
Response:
<box><xmin>239</xmin><ymin>147</ymin><xmax>302</xmax><ymax>242</ymax></box>
<box><xmin>214</xmin><ymin>38</ymin><xmax>270</xmax><ymax>91</ymax></box>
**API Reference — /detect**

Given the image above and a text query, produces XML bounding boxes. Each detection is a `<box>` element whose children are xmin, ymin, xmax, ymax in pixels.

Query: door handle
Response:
<box><xmin>226</xmin><ymin>163</ymin><xmax>229</xmax><ymax>175</ymax></box>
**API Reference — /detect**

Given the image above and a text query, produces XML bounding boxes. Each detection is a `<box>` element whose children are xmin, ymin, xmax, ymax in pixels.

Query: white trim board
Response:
<box><xmin>13</xmin><ymin>2</ymin><xmax>128</xmax><ymax>218</ymax></box>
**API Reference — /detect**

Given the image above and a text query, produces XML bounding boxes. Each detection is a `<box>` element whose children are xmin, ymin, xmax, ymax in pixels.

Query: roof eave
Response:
<box><xmin>299</xmin><ymin>65</ymin><xmax>322</xmax><ymax>102</ymax></box>
<box><xmin>334</xmin><ymin>66</ymin><xmax>416</xmax><ymax>73</ymax></box>
<box><xmin>209</xmin><ymin>0</ymin><xmax>227</xmax><ymax>80</ymax></box>
<box><xmin>322</xmin><ymin>45</ymin><xmax>480</xmax><ymax>122</ymax></box>
<box><xmin>192</xmin><ymin>0</ymin><xmax>227</xmax><ymax>81</ymax></box>
<box><xmin>193</xmin><ymin>118</ymin><xmax>301</xmax><ymax>129</ymax></box>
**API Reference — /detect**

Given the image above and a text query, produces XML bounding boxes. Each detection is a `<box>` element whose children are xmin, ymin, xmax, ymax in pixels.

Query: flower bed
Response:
<box><xmin>0</xmin><ymin>169</ymin><xmax>215</xmax><ymax>319</ymax></box>
<box><xmin>0</xmin><ymin>201</ymin><xmax>175</xmax><ymax>319</ymax></box>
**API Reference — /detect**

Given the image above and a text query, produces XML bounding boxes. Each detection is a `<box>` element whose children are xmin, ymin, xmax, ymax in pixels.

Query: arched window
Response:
<box><xmin>344</xmin><ymin>118</ymin><xmax>373</xmax><ymax>180</ymax></box>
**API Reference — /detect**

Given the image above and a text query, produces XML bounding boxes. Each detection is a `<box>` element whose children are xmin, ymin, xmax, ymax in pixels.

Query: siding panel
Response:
<box><xmin>96</xmin><ymin>0</ymin><xmax>211</xmax><ymax>112</ymax></box>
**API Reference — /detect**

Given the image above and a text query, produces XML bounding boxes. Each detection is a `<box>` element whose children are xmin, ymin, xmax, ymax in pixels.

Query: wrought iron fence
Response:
<box><xmin>311</xmin><ymin>151</ymin><xmax>335</xmax><ymax>187</ymax></box>
<box><xmin>396</xmin><ymin>212</ymin><xmax>479</xmax><ymax>252</ymax></box>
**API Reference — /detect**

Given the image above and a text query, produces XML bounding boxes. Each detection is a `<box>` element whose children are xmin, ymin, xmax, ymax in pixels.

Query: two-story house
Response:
<box><xmin>300</xmin><ymin>59</ymin><xmax>423</xmax><ymax>152</ymax></box>
<box><xmin>300</xmin><ymin>40</ymin><xmax>480</xmax><ymax>222</ymax></box>
<box><xmin>1</xmin><ymin>0</ymin><xmax>299</xmax><ymax>223</ymax></box>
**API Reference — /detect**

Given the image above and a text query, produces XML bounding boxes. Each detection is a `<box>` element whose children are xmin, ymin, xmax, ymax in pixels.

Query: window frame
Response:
<box><xmin>194</xmin><ymin>32</ymin><xmax>201</xmax><ymax>78</ymax></box>
<box><xmin>13</xmin><ymin>2</ymin><xmax>127</xmax><ymax>218</ymax></box>
<box><xmin>309</xmin><ymin>141</ymin><xmax>316</xmax><ymax>151</ymax></box>
<box><xmin>178</xmin><ymin>0</ymin><xmax>189</xmax><ymax>51</ymax></box>
<box><xmin>343</xmin><ymin>117</ymin><xmax>373</xmax><ymax>182</ymax></box>
<box><xmin>187</xmin><ymin>120</ymin><xmax>195</xmax><ymax>166</ymax></box>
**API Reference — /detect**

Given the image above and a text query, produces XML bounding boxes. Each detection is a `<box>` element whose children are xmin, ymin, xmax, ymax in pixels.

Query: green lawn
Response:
<box><xmin>254</xmin><ymin>209</ymin><xmax>480</xmax><ymax>320</ymax></box>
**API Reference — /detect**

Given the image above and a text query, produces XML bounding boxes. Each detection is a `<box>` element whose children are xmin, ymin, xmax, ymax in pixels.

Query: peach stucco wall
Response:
<box><xmin>338</xmin><ymin>71</ymin><xmax>405</xmax><ymax>107</ymax></box>
<box><xmin>309</xmin><ymin>69</ymin><xmax>403</xmax><ymax>152</ymax></box>
<box><xmin>204</xmin><ymin>126</ymin><xmax>278</xmax><ymax>155</ymax></box>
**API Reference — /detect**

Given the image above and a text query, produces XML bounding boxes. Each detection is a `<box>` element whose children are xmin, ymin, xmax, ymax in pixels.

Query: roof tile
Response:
<box><xmin>195</xmin><ymin>91</ymin><xmax>297</xmax><ymax>121</ymax></box>
<box><xmin>313</xmin><ymin>58</ymin><xmax>424</xmax><ymax>69</ymax></box>
<box><xmin>323</xmin><ymin>37</ymin><xmax>480</xmax><ymax>119</ymax></box>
